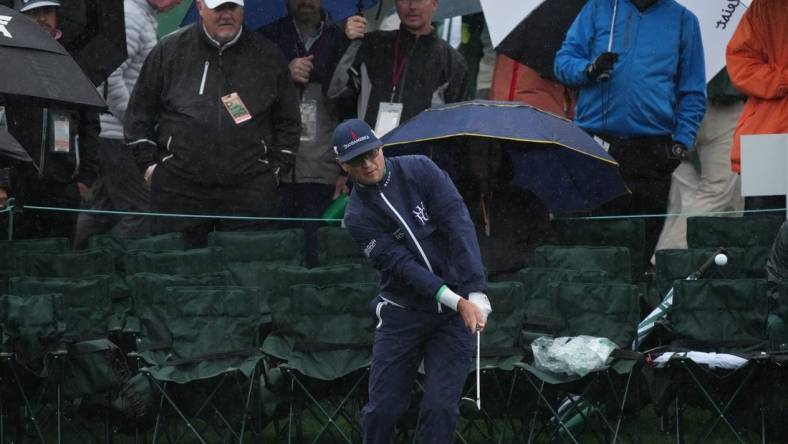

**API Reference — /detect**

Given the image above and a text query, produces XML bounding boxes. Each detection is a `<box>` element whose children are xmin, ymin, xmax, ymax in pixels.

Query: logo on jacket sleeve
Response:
<box><xmin>412</xmin><ymin>201</ymin><xmax>429</xmax><ymax>226</ymax></box>
<box><xmin>363</xmin><ymin>238</ymin><xmax>377</xmax><ymax>257</ymax></box>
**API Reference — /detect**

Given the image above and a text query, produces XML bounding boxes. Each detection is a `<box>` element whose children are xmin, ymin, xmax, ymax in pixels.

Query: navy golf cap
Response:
<box><xmin>15</xmin><ymin>0</ymin><xmax>60</xmax><ymax>12</ymax></box>
<box><xmin>333</xmin><ymin>119</ymin><xmax>382</xmax><ymax>163</ymax></box>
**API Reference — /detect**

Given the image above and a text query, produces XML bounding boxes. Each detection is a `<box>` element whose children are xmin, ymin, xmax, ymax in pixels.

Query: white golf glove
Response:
<box><xmin>469</xmin><ymin>292</ymin><xmax>492</xmax><ymax>324</ymax></box>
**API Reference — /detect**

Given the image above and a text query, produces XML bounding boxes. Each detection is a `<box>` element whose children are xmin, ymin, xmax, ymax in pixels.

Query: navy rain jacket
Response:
<box><xmin>343</xmin><ymin>155</ymin><xmax>487</xmax><ymax>312</ymax></box>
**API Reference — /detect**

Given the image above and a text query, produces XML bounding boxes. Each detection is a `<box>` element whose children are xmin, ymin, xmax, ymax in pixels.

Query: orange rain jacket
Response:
<box><xmin>489</xmin><ymin>54</ymin><xmax>576</xmax><ymax>120</ymax></box>
<box><xmin>726</xmin><ymin>0</ymin><xmax>788</xmax><ymax>172</ymax></box>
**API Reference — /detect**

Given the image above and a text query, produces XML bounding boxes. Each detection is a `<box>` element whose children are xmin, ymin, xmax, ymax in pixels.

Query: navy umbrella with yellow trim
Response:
<box><xmin>380</xmin><ymin>100</ymin><xmax>628</xmax><ymax>214</ymax></box>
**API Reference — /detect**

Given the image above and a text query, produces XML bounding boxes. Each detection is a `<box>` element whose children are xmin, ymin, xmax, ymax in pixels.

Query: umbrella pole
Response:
<box><xmin>607</xmin><ymin>0</ymin><xmax>619</xmax><ymax>52</ymax></box>
<box><xmin>476</xmin><ymin>329</ymin><xmax>481</xmax><ymax>411</ymax></box>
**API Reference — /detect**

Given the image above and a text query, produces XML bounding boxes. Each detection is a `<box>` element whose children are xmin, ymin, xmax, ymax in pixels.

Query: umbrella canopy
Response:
<box><xmin>0</xmin><ymin>5</ymin><xmax>106</xmax><ymax>110</ymax></box>
<box><xmin>0</xmin><ymin>130</ymin><xmax>31</xmax><ymax>162</ymax></box>
<box><xmin>492</xmin><ymin>0</ymin><xmax>585</xmax><ymax>79</ymax></box>
<box><xmin>381</xmin><ymin>100</ymin><xmax>628</xmax><ymax>213</ymax></box>
<box><xmin>58</xmin><ymin>0</ymin><xmax>127</xmax><ymax>86</ymax></box>
<box><xmin>182</xmin><ymin>0</ymin><xmax>379</xmax><ymax>31</ymax></box>
<box><xmin>482</xmin><ymin>0</ymin><xmax>750</xmax><ymax>82</ymax></box>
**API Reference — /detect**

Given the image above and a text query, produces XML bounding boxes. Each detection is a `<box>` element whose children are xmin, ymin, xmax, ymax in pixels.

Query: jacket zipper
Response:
<box><xmin>377</xmin><ymin>189</ymin><xmax>442</xmax><ymax>313</ymax></box>
<box><xmin>199</xmin><ymin>61</ymin><xmax>209</xmax><ymax>95</ymax></box>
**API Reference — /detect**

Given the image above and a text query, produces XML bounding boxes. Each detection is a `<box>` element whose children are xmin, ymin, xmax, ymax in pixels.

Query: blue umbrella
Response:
<box><xmin>182</xmin><ymin>0</ymin><xmax>379</xmax><ymax>31</ymax></box>
<box><xmin>381</xmin><ymin>100</ymin><xmax>628</xmax><ymax>214</ymax></box>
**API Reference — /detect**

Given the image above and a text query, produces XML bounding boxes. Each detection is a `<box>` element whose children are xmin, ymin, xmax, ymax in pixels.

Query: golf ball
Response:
<box><xmin>715</xmin><ymin>253</ymin><xmax>728</xmax><ymax>266</ymax></box>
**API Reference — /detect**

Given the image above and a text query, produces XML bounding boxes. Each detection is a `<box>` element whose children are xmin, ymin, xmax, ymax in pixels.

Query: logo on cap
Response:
<box><xmin>350</xmin><ymin>129</ymin><xmax>358</xmax><ymax>140</ymax></box>
<box><xmin>0</xmin><ymin>16</ymin><xmax>12</xmax><ymax>39</ymax></box>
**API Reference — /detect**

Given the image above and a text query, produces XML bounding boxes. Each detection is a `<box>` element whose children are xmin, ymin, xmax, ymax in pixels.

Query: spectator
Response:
<box><xmin>336</xmin><ymin>118</ymin><xmax>489</xmax><ymax>443</ymax></box>
<box><xmin>125</xmin><ymin>0</ymin><xmax>301</xmax><ymax>247</ymax></box>
<box><xmin>766</xmin><ymin>221</ymin><xmax>788</xmax><ymax>350</ymax></box>
<box><xmin>2</xmin><ymin>0</ymin><xmax>100</xmax><ymax>240</ymax></box>
<box><xmin>328</xmin><ymin>0</ymin><xmax>467</xmax><ymax>135</ymax></box>
<box><xmin>73</xmin><ymin>0</ymin><xmax>183</xmax><ymax>248</ymax></box>
<box><xmin>726</xmin><ymin>0</ymin><xmax>788</xmax><ymax>214</ymax></box>
<box><xmin>655</xmin><ymin>69</ymin><xmax>745</xmax><ymax>256</ymax></box>
<box><xmin>259</xmin><ymin>0</ymin><xmax>352</xmax><ymax>267</ymax></box>
<box><xmin>554</xmin><ymin>0</ymin><xmax>706</xmax><ymax>263</ymax></box>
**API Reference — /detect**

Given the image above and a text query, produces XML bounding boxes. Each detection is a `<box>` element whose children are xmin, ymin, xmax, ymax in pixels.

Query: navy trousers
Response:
<box><xmin>363</xmin><ymin>299</ymin><xmax>475</xmax><ymax>444</ymax></box>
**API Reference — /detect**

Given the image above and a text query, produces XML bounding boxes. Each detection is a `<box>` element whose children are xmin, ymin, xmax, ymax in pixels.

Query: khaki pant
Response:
<box><xmin>653</xmin><ymin>101</ymin><xmax>745</xmax><ymax>260</ymax></box>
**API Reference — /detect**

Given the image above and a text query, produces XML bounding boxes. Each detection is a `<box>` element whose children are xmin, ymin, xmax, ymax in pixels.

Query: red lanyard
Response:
<box><xmin>391</xmin><ymin>31</ymin><xmax>409</xmax><ymax>101</ymax></box>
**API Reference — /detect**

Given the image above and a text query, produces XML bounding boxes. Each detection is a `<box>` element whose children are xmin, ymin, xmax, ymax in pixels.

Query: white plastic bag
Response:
<box><xmin>532</xmin><ymin>335</ymin><xmax>617</xmax><ymax>377</ymax></box>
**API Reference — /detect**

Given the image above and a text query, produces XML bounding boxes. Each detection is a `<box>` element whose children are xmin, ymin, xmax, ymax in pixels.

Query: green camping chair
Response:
<box><xmin>514</xmin><ymin>281</ymin><xmax>643</xmax><ymax>444</ymax></box>
<box><xmin>124</xmin><ymin>247</ymin><xmax>228</xmax><ymax>277</ymax></box>
<box><xmin>552</xmin><ymin>218</ymin><xmax>647</xmax><ymax>281</ymax></box>
<box><xmin>518</xmin><ymin>268</ymin><xmax>611</xmax><ymax>347</ymax></box>
<box><xmin>263</xmin><ymin>282</ymin><xmax>377</xmax><ymax>443</ymax></box>
<box><xmin>0</xmin><ymin>281</ymin><xmax>128</xmax><ymax>443</ymax></box>
<box><xmin>0</xmin><ymin>237</ymin><xmax>69</xmax><ymax>289</ymax></box>
<box><xmin>648</xmin><ymin>279</ymin><xmax>770</xmax><ymax>444</ymax></box>
<box><xmin>208</xmin><ymin>230</ymin><xmax>304</xmax><ymax>286</ymax></box>
<box><xmin>651</xmin><ymin>247</ymin><xmax>769</xmax><ymax>309</ymax></box>
<box><xmin>131</xmin><ymin>286</ymin><xmax>266</xmax><ymax>443</ymax></box>
<box><xmin>88</xmin><ymin>232</ymin><xmax>185</xmax><ymax>275</ymax></box>
<box><xmin>316</xmin><ymin>227</ymin><xmax>367</xmax><ymax>266</ymax></box>
<box><xmin>534</xmin><ymin>246</ymin><xmax>632</xmax><ymax>284</ymax></box>
<box><xmin>686</xmin><ymin>216</ymin><xmax>783</xmax><ymax>249</ymax></box>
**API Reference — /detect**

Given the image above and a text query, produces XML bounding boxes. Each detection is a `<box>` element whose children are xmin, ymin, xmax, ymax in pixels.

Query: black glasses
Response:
<box><xmin>346</xmin><ymin>148</ymin><xmax>380</xmax><ymax>166</ymax></box>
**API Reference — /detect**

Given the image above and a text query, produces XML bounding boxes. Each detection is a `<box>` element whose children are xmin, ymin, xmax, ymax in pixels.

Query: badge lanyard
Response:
<box><xmin>391</xmin><ymin>30</ymin><xmax>409</xmax><ymax>103</ymax></box>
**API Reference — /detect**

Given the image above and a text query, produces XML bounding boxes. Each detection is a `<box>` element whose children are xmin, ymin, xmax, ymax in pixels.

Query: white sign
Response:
<box><xmin>741</xmin><ymin>133</ymin><xmax>788</xmax><ymax>219</ymax></box>
<box><xmin>678</xmin><ymin>0</ymin><xmax>750</xmax><ymax>81</ymax></box>
<box><xmin>0</xmin><ymin>15</ymin><xmax>13</xmax><ymax>39</ymax></box>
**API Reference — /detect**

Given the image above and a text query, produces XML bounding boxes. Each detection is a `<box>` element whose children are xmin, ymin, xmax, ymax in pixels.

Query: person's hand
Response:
<box><xmin>457</xmin><ymin>298</ymin><xmax>486</xmax><ymax>333</ymax></box>
<box><xmin>468</xmin><ymin>292</ymin><xmax>492</xmax><ymax>325</ymax></box>
<box><xmin>289</xmin><ymin>55</ymin><xmax>314</xmax><ymax>84</ymax></box>
<box><xmin>587</xmin><ymin>52</ymin><xmax>618</xmax><ymax>80</ymax></box>
<box><xmin>333</xmin><ymin>174</ymin><xmax>350</xmax><ymax>200</ymax></box>
<box><xmin>670</xmin><ymin>142</ymin><xmax>690</xmax><ymax>161</ymax></box>
<box><xmin>77</xmin><ymin>182</ymin><xmax>90</xmax><ymax>201</ymax></box>
<box><xmin>345</xmin><ymin>15</ymin><xmax>367</xmax><ymax>40</ymax></box>
<box><xmin>144</xmin><ymin>164</ymin><xmax>157</xmax><ymax>188</ymax></box>
<box><xmin>0</xmin><ymin>188</ymin><xmax>7</xmax><ymax>207</ymax></box>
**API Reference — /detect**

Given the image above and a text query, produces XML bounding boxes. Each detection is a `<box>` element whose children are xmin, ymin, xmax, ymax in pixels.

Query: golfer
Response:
<box><xmin>334</xmin><ymin>118</ymin><xmax>491</xmax><ymax>443</ymax></box>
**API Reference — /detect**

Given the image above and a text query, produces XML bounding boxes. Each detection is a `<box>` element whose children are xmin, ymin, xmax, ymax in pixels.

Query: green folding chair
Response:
<box><xmin>649</xmin><ymin>279</ymin><xmax>770</xmax><ymax>444</ymax></box>
<box><xmin>518</xmin><ymin>268</ymin><xmax>611</xmax><ymax>347</ymax></box>
<box><xmin>0</xmin><ymin>237</ymin><xmax>69</xmax><ymax>285</ymax></box>
<box><xmin>0</xmin><ymin>281</ymin><xmax>128</xmax><ymax>443</ymax></box>
<box><xmin>132</xmin><ymin>286</ymin><xmax>266</xmax><ymax>443</ymax></box>
<box><xmin>534</xmin><ymin>246</ymin><xmax>632</xmax><ymax>284</ymax></box>
<box><xmin>88</xmin><ymin>232</ymin><xmax>185</xmax><ymax>275</ymax></box>
<box><xmin>515</xmin><ymin>281</ymin><xmax>643</xmax><ymax>444</ymax></box>
<box><xmin>124</xmin><ymin>247</ymin><xmax>228</xmax><ymax>277</ymax></box>
<box><xmin>263</xmin><ymin>282</ymin><xmax>377</xmax><ymax>443</ymax></box>
<box><xmin>651</xmin><ymin>247</ymin><xmax>769</xmax><ymax>309</ymax></box>
<box><xmin>686</xmin><ymin>216</ymin><xmax>783</xmax><ymax>249</ymax></box>
<box><xmin>553</xmin><ymin>218</ymin><xmax>646</xmax><ymax>281</ymax></box>
<box><xmin>208</xmin><ymin>230</ymin><xmax>304</xmax><ymax>286</ymax></box>
<box><xmin>316</xmin><ymin>226</ymin><xmax>368</xmax><ymax>267</ymax></box>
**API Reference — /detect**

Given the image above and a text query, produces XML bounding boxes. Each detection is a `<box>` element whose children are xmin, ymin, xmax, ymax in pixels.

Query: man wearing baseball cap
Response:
<box><xmin>335</xmin><ymin>118</ymin><xmax>492</xmax><ymax>442</ymax></box>
<box><xmin>125</xmin><ymin>0</ymin><xmax>301</xmax><ymax>247</ymax></box>
<box><xmin>14</xmin><ymin>0</ymin><xmax>61</xmax><ymax>38</ymax></box>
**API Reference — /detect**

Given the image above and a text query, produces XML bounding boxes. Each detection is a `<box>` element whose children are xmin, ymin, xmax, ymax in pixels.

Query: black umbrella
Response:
<box><xmin>494</xmin><ymin>0</ymin><xmax>586</xmax><ymax>79</ymax></box>
<box><xmin>58</xmin><ymin>0</ymin><xmax>127</xmax><ymax>86</ymax></box>
<box><xmin>0</xmin><ymin>5</ymin><xmax>106</xmax><ymax>110</ymax></box>
<box><xmin>0</xmin><ymin>130</ymin><xmax>32</xmax><ymax>163</ymax></box>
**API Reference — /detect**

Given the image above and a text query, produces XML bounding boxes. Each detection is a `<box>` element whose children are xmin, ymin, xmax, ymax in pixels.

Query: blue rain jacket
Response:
<box><xmin>343</xmin><ymin>155</ymin><xmax>487</xmax><ymax>312</ymax></box>
<box><xmin>554</xmin><ymin>0</ymin><xmax>706</xmax><ymax>148</ymax></box>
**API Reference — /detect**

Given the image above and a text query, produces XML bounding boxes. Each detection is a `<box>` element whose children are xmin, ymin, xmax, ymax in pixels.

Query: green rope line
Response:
<box><xmin>22</xmin><ymin>205</ymin><xmax>344</xmax><ymax>223</ymax></box>
<box><xmin>558</xmin><ymin>207</ymin><xmax>787</xmax><ymax>221</ymax></box>
<box><xmin>3</xmin><ymin>203</ymin><xmax>786</xmax><ymax>223</ymax></box>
